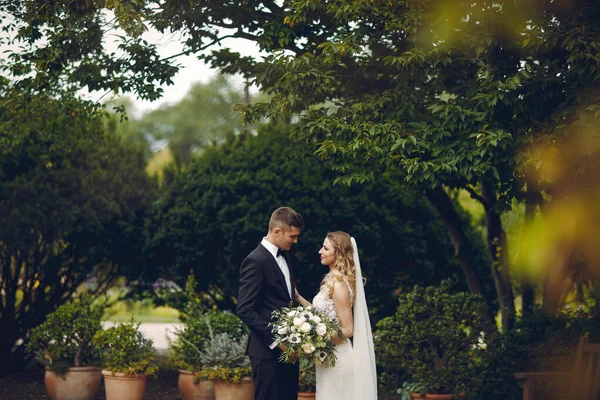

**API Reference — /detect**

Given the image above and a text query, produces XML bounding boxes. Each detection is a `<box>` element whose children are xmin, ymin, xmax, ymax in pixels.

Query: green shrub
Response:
<box><xmin>195</xmin><ymin>331</ymin><xmax>252</xmax><ymax>383</ymax></box>
<box><xmin>26</xmin><ymin>295</ymin><xmax>105</xmax><ymax>375</ymax></box>
<box><xmin>169</xmin><ymin>308</ymin><xmax>247</xmax><ymax>371</ymax></box>
<box><xmin>168</xmin><ymin>274</ymin><xmax>247</xmax><ymax>372</ymax></box>
<box><xmin>298</xmin><ymin>357</ymin><xmax>316</xmax><ymax>393</ymax></box>
<box><xmin>93</xmin><ymin>319</ymin><xmax>158</xmax><ymax>376</ymax></box>
<box><xmin>476</xmin><ymin>305</ymin><xmax>600</xmax><ymax>400</ymax></box>
<box><xmin>376</xmin><ymin>280</ymin><xmax>495</xmax><ymax>398</ymax></box>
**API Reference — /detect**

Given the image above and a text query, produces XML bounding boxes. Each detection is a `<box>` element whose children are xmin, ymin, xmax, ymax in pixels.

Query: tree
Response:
<box><xmin>0</xmin><ymin>83</ymin><xmax>156</xmax><ymax>372</ymax></box>
<box><xmin>5</xmin><ymin>0</ymin><xmax>598</xmax><ymax>326</ymax></box>
<box><xmin>147</xmin><ymin>122</ymin><xmax>491</xmax><ymax>320</ymax></box>
<box><xmin>119</xmin><ymin>75</ymin><xmax>246</xmax><ymax>166</ymax></box>
<box><xmin>164</xmin><ymin>0</ymin><xmax>600</xmax><ymax>328</ymax></box>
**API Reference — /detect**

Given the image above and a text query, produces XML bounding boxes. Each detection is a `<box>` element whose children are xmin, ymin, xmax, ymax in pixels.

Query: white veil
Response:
<box><xmin>351</xmin><ymin>237</ymin><xmax>378</xmax><ymax>399</ymax></box>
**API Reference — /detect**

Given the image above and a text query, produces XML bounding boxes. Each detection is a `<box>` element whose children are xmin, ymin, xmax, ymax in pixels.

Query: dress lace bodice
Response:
<box><xmin>312</xmin><ymin>279</ymin><xmax>354</xmax><ymax>323</ymax></box>
<box><xmin>312</xmin><ymin>286</ymin><xmax>339</xmax><ymax>322</ymax></box>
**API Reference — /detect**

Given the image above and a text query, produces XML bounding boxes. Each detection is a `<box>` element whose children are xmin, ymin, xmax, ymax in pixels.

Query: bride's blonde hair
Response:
<box><xmin>321</xmin><ymin>231</ymin><xmax>356</xmax><ymax>302</ymax></box>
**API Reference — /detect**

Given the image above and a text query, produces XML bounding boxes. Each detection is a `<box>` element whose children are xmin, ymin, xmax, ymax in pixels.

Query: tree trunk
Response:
<box><xmin>481</xmin><ymin>180</ymin><xmax>516</xmax><ymax>331</ymax></box>
<box><xmin>426</xmin><ymin>186</ymin><xmax>494</xmax><ymax>324</ymax></box>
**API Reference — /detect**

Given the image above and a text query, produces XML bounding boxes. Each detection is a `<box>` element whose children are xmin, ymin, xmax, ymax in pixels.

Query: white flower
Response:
<box><xmin>287</xmin><ymin>310</ymin><xmax>298</xmax><ymax>317</ymax></box>
<box><xmin>318</xmin><ymin>350</ymin><xmax>327</xmax><ymax>362</ymax></box>
<box><xmin>289</xmin><ymin>333</ymin><xmax>301</xmax><ymax>344</ymax></box>
<box><xmin>310</xmin><ymin>315</ymin><xmax>322</xmax><ymax>324</ymax></box>
<box><xmin>277</xmin><ymin>326</ymin><xmax>289</xmax><ymax>335</ymax></box>
<box><xmin>302</xmin><ymin>343</ymin><xmax>316</xmax><ymax>354</ymax></box>
<box><xmin>306</xmin><ymin>306</ymin><xmax>313</xmax><ymax>311</ymax></box>
<box><xmin>300</xmin><ymin>322</ymin><xmax>312</xmax><ymax>333</ymax></box>
<box><xmin>293</xmin><ymin>317</ymin><xmax>304</xmax><ymax>326</ymax></box>
<box><xmin>316</xmin><ymin>323</ymin><xmax>327</xmax><ymax>336</ymax></box>
<box><xmin>300</xmin><ymin>311</ymin><xmax>314</xmax><ymax>320</ymax></box>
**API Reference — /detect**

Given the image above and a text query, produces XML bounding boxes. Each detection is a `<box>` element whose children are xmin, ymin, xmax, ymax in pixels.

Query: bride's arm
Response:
<box><xmin>295</xmin><ymin>288</ymin><xmax>312</xmax><ymax>307</ymax></box>
<box><xmin>331</xmin><ymin>281</ymin><xmax>353</xmax><ymax>345</ymax></box>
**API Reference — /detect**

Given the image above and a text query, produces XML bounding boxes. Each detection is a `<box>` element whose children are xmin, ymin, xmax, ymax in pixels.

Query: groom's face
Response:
<box><xmin>275</xmin><ymin>226</ymin><xmax>301</xmax><ymax>250</ymax></box>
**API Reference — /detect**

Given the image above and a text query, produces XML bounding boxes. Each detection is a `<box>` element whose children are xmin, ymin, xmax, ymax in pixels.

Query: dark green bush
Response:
<box><xmin>148</xmin><ymin>123</ymin><xmax>490</xmax><ymax>320</ymax></box>
<box><xmin>26</xmin><ymin>295</ymin><xmax>105</xmax><ymax>375</ymax></box>
<box><xmin>475</xmin><ymin>305</ymin><xmax>600</xmax><ymax>400</ymax></box>
<box><xmin>376</xmin><ymin>280</ymin><xmax>495</xmax><ymax>398</ymax></box>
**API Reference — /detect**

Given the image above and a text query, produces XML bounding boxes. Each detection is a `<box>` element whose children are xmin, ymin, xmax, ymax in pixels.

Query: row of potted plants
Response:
<box><xmin>25</xmin><ymin>294</ymin><xmax>264</xmax><ymax>400</ymax></box>
<box><xmin>27</xmin><ymin>279</ymin><xmax>495</xmax><ymax>400</ymax></box>
<box><xmin>26</xmin><ymin>295</ymin><xmax>159</xmax><ymax>400</ymax></box>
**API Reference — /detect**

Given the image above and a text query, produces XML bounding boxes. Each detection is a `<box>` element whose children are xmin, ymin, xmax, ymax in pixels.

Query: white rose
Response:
<box><xmin>302</xmin><ymin>343</ymin><xmax>316</xmax><ymax>354</ymax></box>
<box><xmin>300</xmin><ymin>322</ymin><xmax>312</xmax><ymax>333</ymax></box>
<box><xmin>316</xmin><ymin>323</ymin><xmax>327</xmax><ymax>336</ymax></box>
<box><xmin>277</xmin><ymin>326</ymin><xmax>289</xmax><ymax>335</ymax></box>
<box><xmin>293</xmin><ymin>317</ymin><xmax>304</xmax><ymax>326</ymax></box>
<box><xmin>287</xmin><ymin>310</ymin><xmax>298</xmax><ymax>317</ymax></box>
<box><xmin>310</xmin><ymin>315</ymin><xmax>322</xmax><ymax>324</ymax></box>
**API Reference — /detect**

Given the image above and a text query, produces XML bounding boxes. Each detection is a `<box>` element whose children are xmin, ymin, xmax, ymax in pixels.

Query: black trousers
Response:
<box><xmin>250</xmin><ymin>356</ymin><xmax>300</xmax><ymax>400</ymax></box>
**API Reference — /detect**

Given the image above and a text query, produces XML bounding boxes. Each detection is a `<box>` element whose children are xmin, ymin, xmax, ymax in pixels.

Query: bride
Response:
<box><xmin>295</xmin><ymin>231</ymin><xmax>378</xmax><ymax>400</ymax></box>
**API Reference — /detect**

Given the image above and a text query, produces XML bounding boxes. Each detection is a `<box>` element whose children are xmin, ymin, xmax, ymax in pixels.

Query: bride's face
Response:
<box><xmin>318</xmin><ymin>238</ymin><xmax>336</xmax><ymax>267</ymax></box>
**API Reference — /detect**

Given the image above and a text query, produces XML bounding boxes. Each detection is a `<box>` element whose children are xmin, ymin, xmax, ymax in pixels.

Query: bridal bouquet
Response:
<box><xmin>270</xmin><ymin>305</ymin><xmax>342</xmax><ymax>367</ymax></box>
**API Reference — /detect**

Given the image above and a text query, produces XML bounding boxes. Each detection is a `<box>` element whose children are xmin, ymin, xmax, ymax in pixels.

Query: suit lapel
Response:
<box><xmin>258</xmin><ymin>244</ymin><xmax>291</xmax><ymax>300</ymax></box>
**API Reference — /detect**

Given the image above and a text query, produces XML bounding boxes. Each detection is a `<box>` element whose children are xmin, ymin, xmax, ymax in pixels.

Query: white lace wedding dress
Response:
<box><xmin>312</xmin><ymin>280</ymin><xmax>355</xmax><ymax>400</ymax></box>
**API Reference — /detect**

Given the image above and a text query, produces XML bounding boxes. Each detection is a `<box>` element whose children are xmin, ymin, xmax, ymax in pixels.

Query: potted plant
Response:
<box><xmin>196</xmin><ymin>321</ymin><xmax>254</xmax><ymax>400</ymax></box>
<box><xmin>168</xmin><ymin>274</ymin><xmax>248</xmax><ymax>400</ymax></box>
<box><xmin>93</xmin><ymin>319</ymin><xmax>158</xmax><ymax>400</ymax></box>
<box><xmin>298</xmin><ymin>357</ymin><xmax>316</xmax><ymax>399</ymax></box>
<box><xmin>376</xmin><ymin>280</ymin><xmax>495</xmax><ymax>399</ymax></box>
<box><xmin>26</xmin><ymin>295</ymin><xmax>105</xmax><ymax>400</ymax></box>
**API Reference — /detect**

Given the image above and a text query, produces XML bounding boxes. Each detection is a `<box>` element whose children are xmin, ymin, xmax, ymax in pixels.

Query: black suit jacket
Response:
<box><xmin>236</xmin><ymin>243</ymin><xmax>296</xmax><ymax>359</ymax></box>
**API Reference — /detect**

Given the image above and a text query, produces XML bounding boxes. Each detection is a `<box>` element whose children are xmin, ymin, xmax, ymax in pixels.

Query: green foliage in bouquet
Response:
<box><xmin>298</xmin><ymin>357</ymin><xmax>316</xmax><ymax>393</ymax></box>
<box><xmin>195</xmin><ymin>331</ymin><xmax>252</xmax><ymax>383</ymax></box>
<box><xmin>92</xmin><ymin>319</ymin><xmax>158</xmax><ymax>376</ymax></box>
<box><xmin>168</xmin><ymin>274</ymin><xmax>247</xmax><ymax>372</ymax></box>
<box><xmin>271</xmin><ymin>305</ymin><xmax>342</xmax><ymax>367</ymax></box>
<box><xmin>376</xmin><ymin>280</ymin><xmax>495</xmax><ymax>398</ymax></box>
<box><xmin>26</xmin><ymin>295</ymin><xmax>105</xmax><ymax>375</ymax></box>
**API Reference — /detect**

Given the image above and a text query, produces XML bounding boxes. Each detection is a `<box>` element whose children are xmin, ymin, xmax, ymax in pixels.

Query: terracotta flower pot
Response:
<box><xmin>410</xmin><ymin>394</ymin><xmax>465</xmax><ymax>400</ymax></box>
<box><xmin>44</xmin><ymin>366</ymin><xmax>102</xmax><ymax>400</ymax></box>
<box><xmin>101</xmin><ymin>370</ymin><xmax>148</xmax><ymax>400</ymax></box>
<box><xmin>178</xmin><ymin>370</ymin><xmax>215</xmax><ymax>400</ymax></box>
<box><xmin>298</xmin><ymin>392</ymin><xmax>316</xmax><ymax>399</ymax></box>
<box><xmin>214</xmin><ymin>377</ymin><xmax>254</xmax><ymax>400</ymax></box>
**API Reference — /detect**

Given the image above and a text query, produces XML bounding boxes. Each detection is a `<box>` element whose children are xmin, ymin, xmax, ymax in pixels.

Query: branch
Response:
<box><xmin>464</xmin><ymin>184</ymin><xmax>489</xmax><ymax>210</ymax></box>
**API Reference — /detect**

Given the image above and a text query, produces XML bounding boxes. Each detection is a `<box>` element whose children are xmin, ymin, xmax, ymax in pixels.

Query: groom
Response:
<box><xmin>237</xmin><ymin>207</ymin><xmax>303</xmax><ymax>400</ymax></box>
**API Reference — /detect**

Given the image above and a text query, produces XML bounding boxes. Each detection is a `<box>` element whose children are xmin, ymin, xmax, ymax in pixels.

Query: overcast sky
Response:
<box><xmin>0</xmin><ymin>11</ymin><xmax>264</xmax><ymax>116</ymax></box>
<box><xmin>127</xmin><ymin>28</ymin><xmax>264</xmax><ymax>115</ymax></box>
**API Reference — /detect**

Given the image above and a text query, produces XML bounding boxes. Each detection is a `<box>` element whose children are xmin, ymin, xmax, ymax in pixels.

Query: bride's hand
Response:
<box><xmin>294</xmin><ymin>288</ymin><xmax>301</xmax><ymax>302</ymax></box>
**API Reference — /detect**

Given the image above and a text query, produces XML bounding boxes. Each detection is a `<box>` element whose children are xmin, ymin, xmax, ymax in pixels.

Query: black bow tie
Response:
<box><xmin>276</xmin><ymin>248</ymin><xmax>285</xmax><ymax>257</ymax></box>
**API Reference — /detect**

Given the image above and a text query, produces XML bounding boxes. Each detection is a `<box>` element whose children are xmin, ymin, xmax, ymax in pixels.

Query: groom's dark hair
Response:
<box><xmin>269</xmin><ymin>207</ymin><xmax>304</xmax><ymax>232</ymax></box>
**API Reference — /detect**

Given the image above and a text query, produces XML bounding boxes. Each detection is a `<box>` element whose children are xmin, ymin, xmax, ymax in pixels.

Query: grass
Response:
<box><xmin>103</xmin><ymin>300</ymin><xmax>180</xmax><ymax>323</ymax></box>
